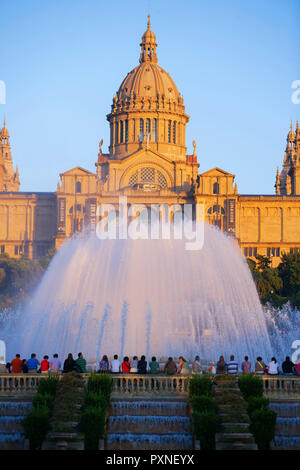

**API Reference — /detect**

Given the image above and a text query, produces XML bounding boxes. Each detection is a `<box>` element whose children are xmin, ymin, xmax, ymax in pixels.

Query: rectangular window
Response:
<box><xmin>1</xmin><ymin>245</ymin><xmax>4</xmax><ymax>254</ymax></box>
<box><xmin>173</xmin><ymin>121</ymin><xmax>176</xmax><ymax>144</ymax></box>
<box><xmin>19</xmin><ymin>246</ymin><xmax>23</xmax><ymax>255</ymax></box>
<box><xmin>168</xmin><ymin>120</ymin><xmax>171</xmax><ymax>143</ymax></box>
<box><xmin>115</xmin><ymin>122</ymin><xmax>119</xmax><ymax>145</ymax></box>
<box><xmin>253</xmin><ymin>247</ymin><xmax>257</xmax><ymax>257</ymax></box>
<box><xmin>244</xmin><ymin>247</ymin><xmax>248</xmax><ymax>257</ymax></box>
<box><xmin>14</xmin><ymin>246</ymin><xmax>19</xmax><ymax>255</ymax></box>
<box><xmin>120</xmin><ymin>120</ymin><xmax>124</xmax><ymax>143</ymax></box>
<box><xmin>276</xmin><ymin>247</ymin><xmax>280</xmax><ymax>257</ymax></box>
<box><xmin>125</xmin><ymin>120</ymin><xmax>128</xmax><ymax>143</ymax></box>
<box><xmin>248</xmin><ymin>247</ymin><xmax>253</xmax><ymax>257</ymax></box>
<box><xmin>139</xmin><ymin>119</ymin><xmax>144</xmax><ymax>142</ymax></box>
<box><xmin>152</xmin><ymin>119</ymin><xmax>157</xmax><ymax>142</ymax></box>
<box><xmin>267</xmin><ymin>248</ymin><xmax>271</xmax><ymax>257</ymax></box>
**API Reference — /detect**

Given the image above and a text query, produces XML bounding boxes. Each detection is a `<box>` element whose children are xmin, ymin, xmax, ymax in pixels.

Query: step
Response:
<box><xmin>0</xmin><ymin>432</ymin><xmax>25</xmax><ymax>450</ymax></box>
<box><xmin>0</xmin><ymin>401</ymin><xmax>32</xmax><ymax>417</ymax></box>
<box><xmin>109</xmin><ymin>400</ymin><xmax>188</xmax><ymax>417</ymax></box>
<box><xmin>105</xmin><ymin>433</ymin><xmax>193</xmax><ymax>450</ymax></box>
<box><xmin>0</xmin><ymin>416</ymin><xmax>24</xmax><ymax>433</ymax></box>
<box><xmin>108</xmin><ymin>415</ymin><xmax>191</xmax><ymax>434</ymax></box>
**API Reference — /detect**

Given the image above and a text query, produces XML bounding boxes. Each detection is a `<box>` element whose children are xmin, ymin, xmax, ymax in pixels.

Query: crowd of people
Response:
<box><xmin>3</xmin><ymin>352</ymin><xmax>300</xmax><ymax>376</ymax></box>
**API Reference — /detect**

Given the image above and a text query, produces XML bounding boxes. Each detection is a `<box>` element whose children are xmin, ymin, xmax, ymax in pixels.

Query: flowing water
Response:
<box><xmin>0</xmin><ymin>223</ymin><xmax>299</xmax><ymax>365</ymax></box>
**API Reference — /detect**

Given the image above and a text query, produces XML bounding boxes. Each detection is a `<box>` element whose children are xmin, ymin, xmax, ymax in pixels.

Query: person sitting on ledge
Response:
<box><xmin>226</xmin><ymin>355</ymin><xmax>239</xmax><ymax>375</ymax></box>
<box><xmin>177</xmin><ymin>356</ymin><xmax>190</xmax><ymax>375</ymax></box>
<box><xmin>149</xmin><ymin>356</ymin><xmax>160</xmax><ymax>374</ymax></box>
<box><xmin>138</xmin><ymin>355</ymin><xmax>147</xmax><ymax>374</ymax></box>
<box><xmin>130</xmin><ymin>356</ymin><xmax>138</xmax><ymax>373</ymax></box>
<box><xmin>63</xmin><ymin>353</ymin><xmax>77</xmax><ymax>373</ymax></box>
<box><xmin>254</xmin><ymin>357</ymin><xmax>266</xmax><ymax>375</ymax></box>
<box><xmin>11</xmin><ymin>354</ymin><xmax>22</xmax><ymax>374</ymax></box>
<box><xmin>98</xmin><ymin>355</ymin><xmax>110</xmax><ymax>373</ymax></box>
<box><xmin>163</xmin><ymin>357</ymin><xmax>177</xmax><ymax>376</ymax></box>
<box><xmin>122</xmin><ymin>356</ymin><xmax>131</xmax><ymax>373</ymax></box>
<box><xmin>267</xmin><ymin>357</ymin><xmax>280</xmax><ymax>375</ymax></box>
<box><xmin>110</xmin><ymin>355</ymin><xmax>121</xmax><ymax>374</ymax></box>
<box><xmin>241</xmin><ymin>356</ymin><xmax>251</xmax><ymax>374</ymax></box>
<box><xmin>27</xmin><ymin>354</ymin><xmax>40</xmax><ymax>374</ymax></box>
<box><xmin>216</xmin><ymin>356</ymin><xmax>226</xmax><ymax>375</ymax></box>
<box><xmin>192</xmin><ymin>356</ymin><xmax>202</xmax><ymax>374</ymax></box>
<box><xmin>76</xmin><ymin>352</ymin><xmax>87</xmax><ymax>373</ymax></box>
<box><xmin>40</xmin><ymin>355</ymin><xmax>50</xmax><ymax>374</ymax></box>
<box><xmin>282</xmin><ymin>356</ymin><xmax>295</xmax><ymax>376</ymax></box>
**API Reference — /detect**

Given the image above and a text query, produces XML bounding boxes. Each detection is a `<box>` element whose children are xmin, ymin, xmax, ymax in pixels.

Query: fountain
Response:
<box><xmin>0</xmin><ymin>222</ymin><xmax>291</xmax><ymax>366</ymax></box>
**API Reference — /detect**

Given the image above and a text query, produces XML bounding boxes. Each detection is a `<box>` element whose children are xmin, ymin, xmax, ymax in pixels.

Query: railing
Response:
<box><xmin>0</xmin><ymin>373</ymin><xmax>190</xmax><ymax>397</ymax></box>
<box><xmin>262</xmin><ymin>376</ymin><xmax>300</xmax><ymax>400</ymax></box>
<box><xmin>110</xmin><ymin>374</ymin><xmax>189</xmax><ymax>396</ymax></box>
<box><xmin>2</xmin><ymin>373</ymin><xmax>300</xmax><ymax>400</ymax></box>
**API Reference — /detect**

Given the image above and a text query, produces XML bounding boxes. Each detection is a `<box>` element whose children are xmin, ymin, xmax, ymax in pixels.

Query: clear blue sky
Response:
<box><xmin>1</xmin><ymin>0</ymin><xmax>299</xmax><ymax>193</ymax></box>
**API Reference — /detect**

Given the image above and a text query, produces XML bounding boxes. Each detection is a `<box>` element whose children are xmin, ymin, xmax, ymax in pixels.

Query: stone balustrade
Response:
<box><xmin>262</xmin><ymin>376</ymin><xmax>300</xmax><ymax>400</ymax></box>
<box><xmin>1</xmin><ymin>373</ymin><xmax>300</xmax><ymax>399</ymax></box>
<box><xmin>110</xmin><ymin>374</ymin><xmax>189</xmax><ymax>396</ymax></box>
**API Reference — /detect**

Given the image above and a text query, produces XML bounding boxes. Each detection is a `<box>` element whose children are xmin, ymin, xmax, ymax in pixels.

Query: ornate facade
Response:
<box><xmin>0</xmin><ymin>17</ymin><xmax>300</xmax><ymax>265</ymax></box>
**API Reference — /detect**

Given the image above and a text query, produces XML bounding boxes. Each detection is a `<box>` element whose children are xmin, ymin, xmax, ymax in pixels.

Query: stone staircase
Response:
<box><xmin>0</xmin><ymin>400</ymin><xmax>32</xmax><ymax>450</ymax></box>
<box><xmin>214</xmin><ymin>377</ymin><xmax>258</xmax><ymax>450</ymax></box>
<box><xmin>105</xmin><ymin>398</ymin><xmax>193</xmax><ymax>450</ymax></box>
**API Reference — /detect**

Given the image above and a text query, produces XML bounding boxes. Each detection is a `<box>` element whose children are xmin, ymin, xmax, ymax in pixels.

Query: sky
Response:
<box><xmin>0</xmin><ymin>0</ymin><xmax>299</xmax><ymax>194</ymax></box>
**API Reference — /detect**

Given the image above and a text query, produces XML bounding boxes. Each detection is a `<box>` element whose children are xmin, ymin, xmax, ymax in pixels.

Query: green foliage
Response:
<box><xmin>0</xmin><ymin>249</ymin><xmax>56</xmax><ymax>309</ymax></box>
<box><xmin>79</xmin><ymin>406</ymin><xmax>106</xmax><ymax>450</ymax></box>
<box><xmin>87</xmin><ymin>372</ymin><xmax>113</xmax><ymax>399</ymax></box>
<box><xmin>37</xmin><ymin>375</ymin><xmax>59</xmax><ymax>397</ymax></box>
<box><xmin>189</xmin><ymin>395</ymin><xmax>217</xmax><ymax>413</ymax></box>
<box><xmin>51</xmin><ymin>372</ymin><xmax>86</xmax><ymax>430</ymax></box>
<box><xmin>246</xmin><ymin>396</ymin><xmax>270</xmax><ymax>418</ymax></box>
<box><xmin>22</xmin><ymin>405</ymin><xmax>51</xmax><ymax>450</ymax></box>
<box><xmin>188</xmin><ymin>375</ymin><xmax>213</xmax><ymax>397</ymax></box>
<box><xmin>238</xmin><ymin>375</ymin><xmax>264</xmax><ymax>400</ymax></box>
<box><xmin>249</xmin><ymin>408</ymin><xmax>277</xmax><ymax>450</ymax></box>
<box><xmin>84</xmin><ymin>391</ymin><xmax>110</xmax><ymax>410</ymax></box>
<box><xmin>247</xmin><ymin>252</ymin><xmax>300</xmax><ymax>307</ymax></box>
<box><xmin>192</xmin><ymin>411</ymin><xmax>221</xmax><ymax>450</ymax></box>
<box><xmin>32</xmin><ymin>393</ymin><xmax>55</xmax><ymax>412</ymax></box>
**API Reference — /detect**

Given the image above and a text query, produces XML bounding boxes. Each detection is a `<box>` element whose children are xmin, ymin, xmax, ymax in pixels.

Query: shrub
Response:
<box><xmin>188</xmin><ymin>376</ymin><xmax>213</xmax><ymax>397</ymax></box>
<box><xmin>189</xmin><ymin>395</ymin><xmax>217</xmax><ymax>413</ymax></box>
<box><xmin>87</xmin><ymin>372</ymin><xmax>113</xmax><ymax>399</ymax></box>
<box><xmin>22</xmin><ymin>405</ymin><xmax>51</xmax><ymax>450</ymax></box>
<box><xmin>238</xmin><ymin>374</ymin><xmax>264</xmax><ymax>400</ymax></box>
<box><xmin>247</xmin><ymin>396</ymin><xmax>270</xmax><ymax>418</ymax></box>
<box><xmin>32</xmin><ymin>393</ymin><xmax>55</xmax><ymax>412</ymax></box>
<box><xmin>250</xmin><ymin>408</ymin><xmax>277</xmax><ymax>450</ymax></box>
<box><xmin>37</xmin><ymin>375</ymin><xmax>59</xmax><ymax>397</ymax></box>
<box><xmin>84</xmin><ymin>391</ymin><xmax>110</xmax><ymax>410</ymax></box>
<box><xmin>79</xmin><ymin>406</ymin><xmax>106</xmax><ymax>450</ymax></box>
<box><xmin>193</xmin><ymin>411</ymin><xmax>221</xmax><ymax>450</ymax></box>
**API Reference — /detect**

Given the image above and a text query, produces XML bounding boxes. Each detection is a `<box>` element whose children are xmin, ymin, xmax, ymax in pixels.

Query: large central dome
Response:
<box><xmin>117</xmin><ymin>15</ymin><xmax>181</xmax><ymax>102</ymax></box>
<box><xmin>106</xmin><ymin>15</ymin><xmax>189</xmax><ymax>160</ymax></box>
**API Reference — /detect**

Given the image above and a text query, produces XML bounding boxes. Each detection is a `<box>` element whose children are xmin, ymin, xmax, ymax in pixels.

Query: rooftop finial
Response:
<box><xmin>147</xmin><ymin>14</ymin><xmax>151</xmax><ymax>30</ymax></box>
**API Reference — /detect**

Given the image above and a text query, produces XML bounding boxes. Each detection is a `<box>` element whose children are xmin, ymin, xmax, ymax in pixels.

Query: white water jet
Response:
<box><xmin>0</xmin><ymin>223</ymin><xmax>298</xmax><ymax>365</ymax></box>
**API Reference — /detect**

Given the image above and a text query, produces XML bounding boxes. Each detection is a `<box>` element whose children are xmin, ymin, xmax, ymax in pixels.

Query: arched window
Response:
<box><xmin>125</xmin><ymin>120</ymin><xmax>128</xmax><ymax>143</ymax></box>
<box><xmin>173</xmin><ymin>121</ymin><xmax>176</xmax><ymax>144</ymax></box>
<box><xmin>152</xmin><ymin>119</ymin><xmax>157</xmax><ymax>142</ymax></box>
<box><xmin>213</xmin><ymin>182</ymin><xmax>220</xmax><ymax>194</ymax></box>
<box><xmin>75</xmin><ymin>181</ymin><xmax>81</xmax><ymax>193</ymax></box>
<box><xmin>139</xmin><ymin>119</ymin><xmax>144</xmax><ymax>142</ymax></box>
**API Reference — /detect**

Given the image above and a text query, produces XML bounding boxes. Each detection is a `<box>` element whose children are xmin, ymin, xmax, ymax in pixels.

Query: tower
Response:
<box><xmin>0</xmin><ymin>118</ymin><xmax>20</xmax><ymax>192</ymax></box>
<box><xmin>276</xmin><ymin>120</ymin><xmax>300</xmax><ymax>195</ymax></box>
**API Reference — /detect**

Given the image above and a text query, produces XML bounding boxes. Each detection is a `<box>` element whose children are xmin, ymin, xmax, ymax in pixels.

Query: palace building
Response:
<box><xmin>0</xmin><ymin>17</ymin><xmax>299</xmax><ymax>265</ymax></box>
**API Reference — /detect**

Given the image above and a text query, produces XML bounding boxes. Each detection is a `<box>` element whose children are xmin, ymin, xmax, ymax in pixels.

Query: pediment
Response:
<box><xmin>60</xmin><ymin>166</ymin><xmax>96</xmax><ymax>177</ymax></box>
<box><xmin>200</xmin><ymin>167</ymin><xmax>235</xmax><ymax>178</ymax></box>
